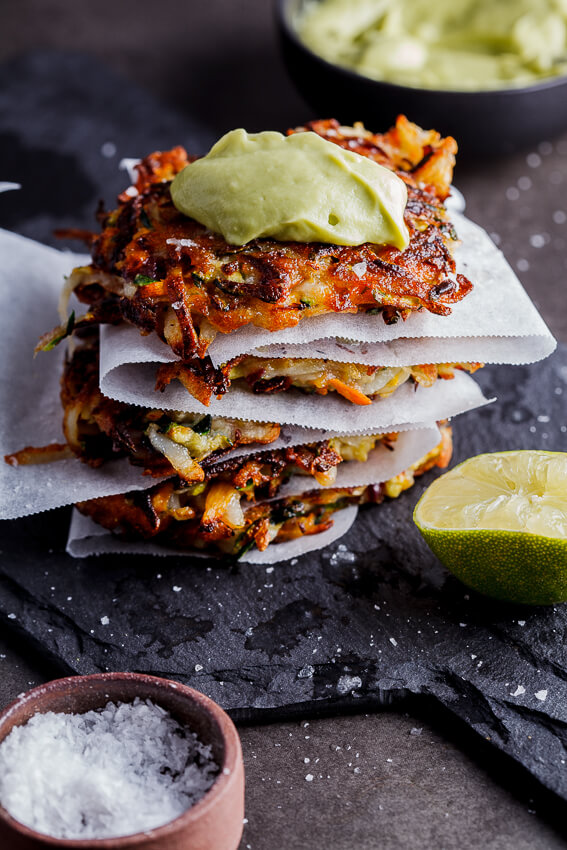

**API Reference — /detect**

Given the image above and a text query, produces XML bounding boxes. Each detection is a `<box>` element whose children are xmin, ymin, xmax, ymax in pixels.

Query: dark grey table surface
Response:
<box><xmin>1</xmin><ymin>2</ymin><xmax>567</xmax><ymax>847</ymax></box>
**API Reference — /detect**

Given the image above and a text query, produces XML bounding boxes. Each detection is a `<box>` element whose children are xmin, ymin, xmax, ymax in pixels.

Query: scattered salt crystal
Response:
<box><xmin>298</xmin><ymin>665</ymin><xmax>314</xmax><ymax>679</ymax></box>
<box><xmin>0</xmin><ymin>699</ymin><xmax>219</xmax><ymax>840</ymax></box>
<box><xmin>535</xmin><ymin>690</ymin><xmax>548</xmax><ymax>702</ymax></box>
<box><xmin>304</xmin><ymin>757</ymin><xmax>310</xmax><ymax>764</ymax></box>
<box><xmin>389</xmin><ymin>637</ymin><xmax>398</xmax><ymax>647</ymax></box>
<box><xmin>511</xmin><ymin>685</ymin><xmax>526</xmax><ymax>697</ymax></box>
<box><xmin>100</xmin><ymin>616</ymin><xmax>110</xmax><ymax>626</ymax></box>
<box><xmin>265</xmin><ymin>567</ymin><xmax>274</xmax><ymax>574</ymax></box>
<box><xmin>336</xmin><ymin>675</ymin><xmax>362</xmax><ymax>695</ymax></box>
<box><xmin>410</xmin><ymin>728</ymin><xmax>422</xmax><ymax>736</ymax></box>
<box><xmin>101</xmin><ymin>141</ymin><xmax>117</xmax><ymax>158</ymax></box>
<box><xmin>305</xmin><ymin>774</ymin><xmax>314</xmax><ymax>782</ymax></box>
<box><xmin>166</xmin><ymin>237</ymin><xmax>199</xmax><ymax>249</ymax></box>
<box><xmin>7</xmin><ymin>614</ymin><xmax>16</xmax><ymax>620</ymax></box>
<box><xmin>351</xmin><ymin>262</ymin><xmax>367</xmax><ymax>278</ymax></box>
<box><xmin>518</xmin><ymin>621</ymin><xmax>526</xmax><ymax>627</ymax></box>
<box><xmin>172</xmin><ymin>586</ymin><xmax>182</xmax><ymax>593</ymax></box>
<box><xmin>194</xmin><ymin>664</ymin><xmax>203</xmax><ymax>672</ymax></box>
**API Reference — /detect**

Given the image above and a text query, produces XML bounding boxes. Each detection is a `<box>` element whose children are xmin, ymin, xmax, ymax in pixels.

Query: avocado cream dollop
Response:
<box><xmin>298</xmin><ymin>0</ymin><xmax>567</xmax><ymax>91</ymax></box>
<box><xmin>170</xmin><ymin>129</ymin><xmax>409</xmax><ymax>249</ymax></box>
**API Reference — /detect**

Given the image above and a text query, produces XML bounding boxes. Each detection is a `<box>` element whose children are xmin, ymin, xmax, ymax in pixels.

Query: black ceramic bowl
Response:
<box><xmin>276</xmin><ymin>0</ymin><xmax>567</xmax><ymax>156</ymax></box>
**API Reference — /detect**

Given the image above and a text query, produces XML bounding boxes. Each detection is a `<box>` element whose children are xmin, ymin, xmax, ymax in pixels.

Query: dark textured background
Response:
<box><xmin>1</xmin><ymin>8</ymin><xmax>567</xmax><ymax>846</ymax></box>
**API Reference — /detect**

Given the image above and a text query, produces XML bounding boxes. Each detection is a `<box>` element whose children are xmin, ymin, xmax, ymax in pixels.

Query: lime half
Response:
<box><xmin>414</xmin><ymin>451</ymin><xmax>567</xmax><ymax>605</ymax></box>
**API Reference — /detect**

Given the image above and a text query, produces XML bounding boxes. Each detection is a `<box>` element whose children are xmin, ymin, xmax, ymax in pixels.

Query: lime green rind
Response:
<box><xmin>415</xmin><ymin>522</ymin><xmax>567</xmax><ymax>605</ymax></box>
<box><xmin>413</xmin><ymin>450</ymin><xmax>567</xmax><ymax>605</ymax></box>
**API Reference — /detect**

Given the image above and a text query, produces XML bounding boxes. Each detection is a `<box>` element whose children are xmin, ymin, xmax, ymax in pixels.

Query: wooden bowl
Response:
<box><xmin>276</xmin><ymin>0</ymin><xmax>567</xmax><ymax>156</ymax></box>
<box><xmin>0</xmin><ymin>672</ymin><xmax>244</xmax><ymax>850</ymax></box>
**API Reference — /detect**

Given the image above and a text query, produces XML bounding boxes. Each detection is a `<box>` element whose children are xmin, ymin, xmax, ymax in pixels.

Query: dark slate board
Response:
<box><xmin>0</xmin><ymin>50</ymin><xmax>215</xmax><ymax>245</ymax></box>
<box><xmin>2</xmin><ymin>52</ymin><xmax>567</xmax><ymax>801</ymax></box>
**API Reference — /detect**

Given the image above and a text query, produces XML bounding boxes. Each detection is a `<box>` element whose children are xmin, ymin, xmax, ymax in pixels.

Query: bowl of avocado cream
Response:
<box><xmin>276</xmin><ymin>0</ymin><xmax>567</xmax><ymax>154</ymax></box>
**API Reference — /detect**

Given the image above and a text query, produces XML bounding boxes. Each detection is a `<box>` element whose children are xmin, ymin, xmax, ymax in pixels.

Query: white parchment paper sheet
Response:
<box><xmin>67</xmin><ymin>505</ymin><xmax>359</xmax><ymax>564</ymax></box>
<box><xmin>100</xmin><ymin>213</ymin><xmax>555</xmax><ymax>369</ymax></box>
<box><xmin>0</xmin><ymin>230</ymin><xmax>162</xmax><ymax>519</ymax></box>
<box><xmin>99</xmin><ymin>358</ymin><xmax>492</xmax><ymax>430</ymax></box>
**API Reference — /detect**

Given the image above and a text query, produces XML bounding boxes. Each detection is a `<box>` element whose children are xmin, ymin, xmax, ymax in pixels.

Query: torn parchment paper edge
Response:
<box><xmin>66</xmin><ymin>504</ymin><xmax>360</xmax><ymax>564</ymax></box>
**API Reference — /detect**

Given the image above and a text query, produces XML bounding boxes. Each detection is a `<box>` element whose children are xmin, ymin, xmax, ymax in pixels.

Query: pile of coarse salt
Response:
<box><xmin>0</xmin><ymin>697</ymin><xmax>219</xmax><ymax>839</ymax></box>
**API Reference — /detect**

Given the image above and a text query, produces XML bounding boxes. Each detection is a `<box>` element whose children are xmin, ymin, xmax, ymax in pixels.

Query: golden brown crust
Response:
<box><xmin>60</xmin><ymin>331</ymin><xmax>352</xmax><ymax>492</ymax></box>
<box><xmin>155</xmin><ymin>354</ymin><xmax>483</xmax><ymax>406</ymax></box>
<box><xmin>76</xmin><ymin>424</ymin><xmax>452</xmax><ymax>559</ymax></box>
<box><xmin>65</xmin><ymin>116</ymin><xmax>472</xmax><ymax>361</ymax></box>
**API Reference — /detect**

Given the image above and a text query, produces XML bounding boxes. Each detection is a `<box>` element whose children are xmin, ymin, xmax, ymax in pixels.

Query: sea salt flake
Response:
<box><xmin>389</xmin><ymin>637</ymin><xmax>398</xmax><ymax>647</ymax></box>
<box><xmin>535</xmin><ymin>690</ymin><xmax>548</xmax><ymax>702</ymax></box>
<box><xmin>336</xmin><ymin>675</ymin><xmax>362</xmax><ymax>695</ymax></box>
<box><xmin>305</xmin><ymin>773</ymin><xmax>314</xmax><ymax>782</ymax></box>
<box><xmin>166</xmin><ymin>237</ymin><xmax>199</xmax><ymax>249</ymax></box>
<box><xmin>172</xmin><ymin>586</ymin><xmax>182</xmax><ymax>593</ymax></box>
<box><xmin>101</xmin><ymin>141</ymin><xmax>117</xmax><ymax>158</ymax></box>
<box><xmin>298</xmin><ymin>665</ymin><xmax>314</xmax><ymax>679</ymax></box>
<box><xmin>351</xmin><ymin>262</ymin><xmax>367</xmax><ymax>278</ymax></box>
<box><xmin>511</xmin><ymin>685</ymin><xmax>526</xmax><ymax>697</ymax></box>
<box><xmin>0</xmin><ymin>699</ymin><xmax>219</xmax><ymax>840</ymax></box>
<box><xmin>100</xmin><ymin>616</ymin><xmax>109</xmax><ymax>626</ymax></box>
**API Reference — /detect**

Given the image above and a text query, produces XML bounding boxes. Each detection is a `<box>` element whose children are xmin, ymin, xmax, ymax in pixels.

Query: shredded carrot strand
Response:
<box><xmin>327</xmin><ymin>378</ymin><xmax>372</xmax><ymax>406</ymax></box>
